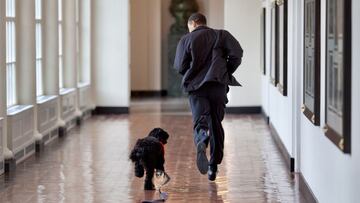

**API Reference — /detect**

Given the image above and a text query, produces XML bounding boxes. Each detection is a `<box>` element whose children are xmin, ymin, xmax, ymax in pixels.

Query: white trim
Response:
<box><xmin>77</xmin><ymin>81</ymin><xmax>90</xmax><ymax>88</ymax></box>
<box><xmin>7</xmin><ymin>105</ymin><xmax>33</xmax><ymax>116</ymax></box>
<box><xmin>59</xmin><ymin>87</ymin><xmax>76</xmax><ymax>95</ymax></box>
<box><xmin>36</xmin><ymin>95</ymin><xmax>58</xmax><ymax>104</ymax></box>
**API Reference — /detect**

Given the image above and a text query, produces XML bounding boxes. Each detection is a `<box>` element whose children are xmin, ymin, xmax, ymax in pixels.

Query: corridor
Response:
<box><xmin>0</xmin><ymin>0</ymin><xmax>359</xmax><ymax>202</ymax></box>
<box><xmin>0</xmin><ymin>100</ymin><xmax>305</xmax><ymax>202</ymax></box>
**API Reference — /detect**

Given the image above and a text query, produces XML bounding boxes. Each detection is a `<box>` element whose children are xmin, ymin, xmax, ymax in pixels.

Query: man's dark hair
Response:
<box><xmin>188</xmin><ymin>13</ymin><xmax>207</xmax><ymax>25</ymax></box>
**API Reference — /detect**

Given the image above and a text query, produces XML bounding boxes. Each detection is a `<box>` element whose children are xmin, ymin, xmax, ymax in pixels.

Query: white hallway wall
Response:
<box><xmin>261</xmin><ymin>0</ymin><xmax>360</xmax><ymax>202</ymax></box>
<box><xmin>262</xmin><ymin>0</ymin><xmax>296</xmax><ymax>161</ymax></box>
<box><xmin>91</xmin><ymin>0</ymin><xmax>130</xmax><ymax>107</ymax></box>
<box><xmin>298</xmin><ymin>0</ymin><xmax>360</xmax><ymax>202</ymax></box>
<box><xmin>224</xmin><ymin>0</ymin><xmax>262</xmax><ymax>107</ymax></box>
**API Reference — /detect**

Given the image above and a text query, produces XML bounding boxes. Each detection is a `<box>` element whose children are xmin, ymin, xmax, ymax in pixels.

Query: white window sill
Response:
<box><xmin>78</xmin><ymin>82</ymin><xmax>91</xmax><ymax>89</ymax></box>
<box><xmin>0</xmin><ymin>117</ymin><xmax>3</xmax><ymax>122</ymax></box>
<box><xmin>7</xmin><ymin>105</ymin><xmax>34</xmax><ymax>116</ymax></box>
<box><xmin>60</xmin><ymin>88</ymin><xmax>76</xmax><ymax>96</ymax></box>
<box><xmin>37</xmin><ymin>95</ymin><xmax>58</xmax><ymax>105</ymax></box>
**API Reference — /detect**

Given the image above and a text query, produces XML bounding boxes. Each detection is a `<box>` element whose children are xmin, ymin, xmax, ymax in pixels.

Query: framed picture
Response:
<box><xmin>261</xmin><ymin>8</ymin><xmax>266</xmax><ymax>75</ymax></box>
<box><xmin>270</xmin><ymin>1</ymin><xmax>276</xmax><ymax>85</ymax></box>
<box><xmin>302</xmin><ymin>0</ymin><xmax>321</xmax><ymax>126</ymax></box>
<box><xmin>324</xmin><ymin>0</ymin><xmax>351</xmax><ymax>153</ymax></box>
<box><xmin>275</xmin><ymin>0</ymin><xmax>288</xmax><ymax>96</ymax></box>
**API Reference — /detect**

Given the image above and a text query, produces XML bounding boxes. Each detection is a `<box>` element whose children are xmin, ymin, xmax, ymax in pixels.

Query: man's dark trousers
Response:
<box><xmin>188</xmin><ymin>82</ymin><xmax>228</xmax><ymax>167</ymax></box>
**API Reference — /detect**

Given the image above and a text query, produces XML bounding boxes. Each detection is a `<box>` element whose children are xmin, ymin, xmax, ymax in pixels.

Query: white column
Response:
<box><xmin>79</xmin><ymin>0</ymin><xmax>91</xmax><ymax>83</ymax></box>
<box><xmin>16</xmin><ymin>0</ymin><xmax>42</xmax><ymax>141</ymax></box>
<box><xmin>0</xmin><ymin>0</ymin><xmax>8</xmax><ymax>160</ymax></box>
<box><xmin>63</xmin><ymin>0</ymin><xmax>83</xmax><ymax>118</ymax></box>
<box><xmin>224</xmin><ymin>0</ymin><xmax>262</xmax><ymax>107</ymax></box>
<box><xmin>16</xmin><ymin>0</ymin><xmax>36</xmax><ymax>105</ymax></box>
<box><xmin>79</xmin><ymin>0</ymin><xmax>94</xmax><ymax>110</ymax></box>
<box><xmin>92</xmin><ymin>0</ymin><xmax>130</xmax><ymax>108</ymax></box>
<box><xmin>291</xmin><ymin>0</ymin><xmax>302</xmax><ymax>172</ymax></box>
<box><xmin>43</xmin><ymin>0</ymin><xmax>64</xmax><ymax>129</ymax></box>
<box><xmin>63</xmin><ymin>0</ymin><xmax>77</xmax><ymax>88</ymax></box>
<box><xmin>43</xmin><ymin>0</ymin><xmax>59</xmax><ymax>95</ymax></box>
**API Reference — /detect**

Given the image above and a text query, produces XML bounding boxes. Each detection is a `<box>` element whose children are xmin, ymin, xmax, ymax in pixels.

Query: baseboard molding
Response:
<box><xmin>299</xmin><ymin>173</ymin><xmax>319</xmax><ymax>203</ymax></box>
<box><xmin>92</xmin><ymin>107</ymin><xmax>129</xmax><ymax>115</ymax></box>
<box><xmin>261</xmin><ymin>108</ymin><xmax>270</xmax><ymax>124</ymax></box>
<box><xmin>269</xmin><ymin>122</ymin><xmax>295</xmax><ymax>172</ymax></box>
<box><xmin>225</xmin><ymin>106</ymin><xmax>262</xmax><ymax>114</ymax></box>
<box><xmin>131</xmin><ymin>90</ymin><xmax>167</xmax><ymax>98</ymax></box>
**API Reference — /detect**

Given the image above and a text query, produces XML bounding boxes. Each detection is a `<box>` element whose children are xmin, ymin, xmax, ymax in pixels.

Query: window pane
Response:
<box><xmin>6</xmin><ymin>64</ymin><xmax>16</xmax><ymax>106</ymax></box>
<box><xmin>36</xmin><ymin>59</ymin><xmax>43</xmax><ymax>96</ymax></box>
<box><xmin>35</xmin><ymin>0</ymin><xmax>41</xmax><ymax>20</ymax></box>
<box><xmin>6</xmin><ymin>0</ymin><xmax>16</xmax><ymax>106</ymax></box>
<box><xmin>59</xmin><ymin>23</ymin><xmax>63</xmax><ymax>88</ymax></box>
<box><xmin>59</xmin><ymin>24</ymin><xmax>62</xmax><ymax>55</ymax></box>
<box><xmin>58</xmin><ymin>0</ymin><xmax>63</xmax><ymax>88</ymax></box>
<box><xmin>36</xmin><ymin>22</ymin><xmax>43</xmax><ymax>95</ymax></box>
<box><xmin>58</xmin><ymin>0</ymin><xmax>62</xmax><ymax>21</ymax></box>
<box><xmin>59</xmin><ymin>56</ymin><xmax>63</xmax><ymax>88</ymax></box>
<box><xmin>6</xmin><ymin>0</ymin><xmax>16</xmax><ymax>17</ymax></box>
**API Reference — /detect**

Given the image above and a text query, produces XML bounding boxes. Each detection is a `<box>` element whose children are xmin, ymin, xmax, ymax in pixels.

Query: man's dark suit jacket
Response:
<box><xmin>174</xmin><ymin>26</ymin><xmax>243</xmax><ymax>92</ymax></box>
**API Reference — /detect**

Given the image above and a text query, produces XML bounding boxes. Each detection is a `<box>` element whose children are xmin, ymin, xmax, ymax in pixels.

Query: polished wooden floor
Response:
<box><xmin>0</xmin><ymin>99</ymin><xmax>306</xmax><ymax>202</ymax></box>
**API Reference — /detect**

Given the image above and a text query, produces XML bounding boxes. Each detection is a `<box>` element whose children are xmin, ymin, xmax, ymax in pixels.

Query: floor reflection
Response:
<box><xmin>0</xmin><ymin>99</ymin><xmax>306</xmax><ymax>202</ymax></box>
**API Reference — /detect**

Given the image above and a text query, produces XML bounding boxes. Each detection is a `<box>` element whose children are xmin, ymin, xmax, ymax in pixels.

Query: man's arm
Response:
<box><xmin>174</xmin><ymin>37</ymin><xmax>191</xmax><ymax>75</ymax></box>
<box><xmin>224</xmin><ymin>31</ymin><xmax>243</xmax><ymax>74</ymax></box>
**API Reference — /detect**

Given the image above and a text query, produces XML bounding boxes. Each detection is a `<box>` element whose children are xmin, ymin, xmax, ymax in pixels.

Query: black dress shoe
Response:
<box><xmin>196</xmin><ymin>142</ymin><xmax>209</xmax><ymax>174</ymax></box>
<box><xmin>208</xmin><ymin>165</ymin><xmax>217</xmax><ymax>181</ymax></box>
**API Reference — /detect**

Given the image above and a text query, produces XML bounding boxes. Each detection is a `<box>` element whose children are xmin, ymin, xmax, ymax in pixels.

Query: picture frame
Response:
<box><xmin>302</xmin><ymin>0</ymin><xmax>321</xmax><ymax>126</ymax></box>
<box><xmin>324</xmin><ymin>0</ymin><xmax>352</xmax><ymax>153</ymax></box>
<box><xmin>261</xmin><ymin>7</ymin><xmax>266</xmax><ymax>75</ymax></box>
<box><xmin>275</xmin><ymin>0</ymin><xmax>288</xmax><ymax>96</ymax></box>
<box><xmin>270</xmin><ymin>1</ymin><xmax>276</xmax><ymax>85</ymax></box>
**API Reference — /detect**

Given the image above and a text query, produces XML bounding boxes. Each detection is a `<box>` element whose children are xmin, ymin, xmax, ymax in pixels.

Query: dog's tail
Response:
<box><xmin>129</xmin><ymin>139</ymin><xmax>145</xmax><ymax>162</ymax></box>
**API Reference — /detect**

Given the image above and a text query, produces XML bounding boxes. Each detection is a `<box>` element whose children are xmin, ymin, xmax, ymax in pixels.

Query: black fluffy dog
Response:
<box><xmin>129</xmin><ymin>128</ymin><xmax>169</xmax><ymax>190</ymax></box>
